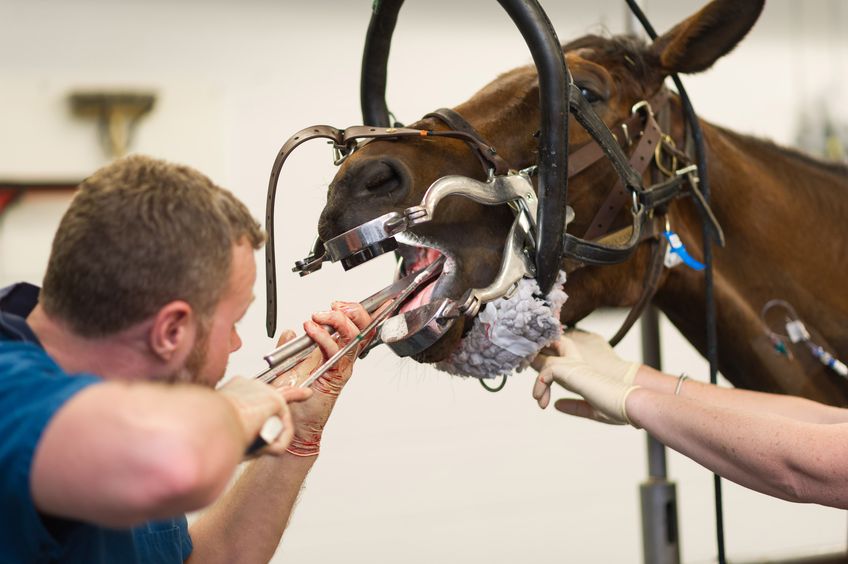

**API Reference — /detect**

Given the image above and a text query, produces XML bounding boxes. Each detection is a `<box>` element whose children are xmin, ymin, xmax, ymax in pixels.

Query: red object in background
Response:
<box><xmin>0</xmin><ymin>189</ymin><xmax>19</xmax><ymax>216</ymax></box>
<box><xmin>0</xmin><ymin>183</ymin><xmax>78</xmax><ymax>220</ymax></box>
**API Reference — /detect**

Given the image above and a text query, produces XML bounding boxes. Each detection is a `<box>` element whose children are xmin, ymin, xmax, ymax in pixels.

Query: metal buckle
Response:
<box><xmin>653</xmin><ymin>134</ymin><xmax>679</xmax><ymax>177</ymax></box>
<box><xmin>332</xmin><ymin>141</ymin><xmax>356</xmax><ymax>166</ymax></box>
<box><xmin>631</xmin><ymin>99</ymin><xmax>654</xmax><ymax>117</ymax></box>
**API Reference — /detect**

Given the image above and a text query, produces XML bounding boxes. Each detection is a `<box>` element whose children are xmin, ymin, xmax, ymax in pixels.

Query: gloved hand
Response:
<box><xmin>537</xmin><ymin>329</ymin><xmax>640</xmax><ymax>386</ymax></box>
<box><xmin>272</xmin><ymin>301</ymin><xmax>375</xmax><ymax>456</ymax></box>
<box><xmin>531</xmin><ymin>334</ymin><xmax>640</xmax><ymax>426</ymax></box>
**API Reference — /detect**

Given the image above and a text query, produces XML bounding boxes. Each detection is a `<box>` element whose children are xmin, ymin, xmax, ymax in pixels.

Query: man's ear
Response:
<box><xmin>149</xmin><ymin>300</ymin><xmax>196</xmax><ymax>362</ymax></box>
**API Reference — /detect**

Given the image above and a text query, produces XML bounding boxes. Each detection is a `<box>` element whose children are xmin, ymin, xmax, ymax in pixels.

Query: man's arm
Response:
<box><xmin>31</xmin><ymin>378</ymin><xmax>287</xmax><ymax>527</ymax></box>
<box><xmin>533</xmin><ymin>333</ymin><xmax>848</xmax><ymax>509</ymax></box>
<box><xmin>187</xmin><ymin>302</ymin><xmax>371</xmax><ymax>564</ymax></box>
<box><xmin>186</xmin><ymin>452</ymin><xmax>317</xmax><ymax>563</ymax></box>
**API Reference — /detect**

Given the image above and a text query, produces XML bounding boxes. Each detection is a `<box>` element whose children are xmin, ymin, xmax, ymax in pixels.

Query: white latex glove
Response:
<box><xmin>531</xmin><ymin>335</ymin><xmax>640</xmax><ymax>426</ymax></box>
<box><xmin>537</xmin><ymin>329</ymin><xmax>640</xmax><ymax>385</ymax></box>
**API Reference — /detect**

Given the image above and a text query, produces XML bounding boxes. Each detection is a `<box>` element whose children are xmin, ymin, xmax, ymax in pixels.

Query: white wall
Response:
<box><xmin>1</xmin><ymin>1</ymin><xmax>847</xmax><ymax>562</ymax></box>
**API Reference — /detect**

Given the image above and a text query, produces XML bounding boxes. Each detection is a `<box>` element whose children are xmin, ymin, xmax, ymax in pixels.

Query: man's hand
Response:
<box><xmin>218</xmin><ymin>377</ymin><xmax>311</xmax><ymax>456</ymax></box>
<box><xmin>272</xmin><ymin>301</ymin><xmax>374</xmax><ymax>455</ymax></box>
<box><xmin>531</xmin><ymin>333</ymin><xmax>640</xmax><ymax>426</ymax></box>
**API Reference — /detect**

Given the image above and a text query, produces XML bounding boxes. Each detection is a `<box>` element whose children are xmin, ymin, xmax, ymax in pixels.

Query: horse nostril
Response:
<box><xmin>357</xmin><ymin>159</ymin><xmax>409</xmax><ymax>200</ymax></box>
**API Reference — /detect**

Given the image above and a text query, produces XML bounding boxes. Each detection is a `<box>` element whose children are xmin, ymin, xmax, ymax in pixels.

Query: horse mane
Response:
<box><xmin>713</xmin><ymin>124</ymin><xmax>848</xmax><ymax>180</ymax></box>
<box><xmin>562</xmin><ymin>34</ymin><xmax>658</xmax><ymax>84</ymax></box>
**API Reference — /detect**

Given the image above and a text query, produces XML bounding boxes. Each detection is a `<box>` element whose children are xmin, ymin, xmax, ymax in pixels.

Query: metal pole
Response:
<box><xmin>624</xmin><ymin>3</ymin><xmax>679</xmax><ymax>562</ymax></box>
<box><xmin>639</xmin><ymin>306</ymin><xmax>681</xmax><ymax>564</ymax></box>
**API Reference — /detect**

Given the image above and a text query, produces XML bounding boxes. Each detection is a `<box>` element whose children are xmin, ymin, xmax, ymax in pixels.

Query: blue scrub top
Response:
<box><xmin>0</xmin><ymin>283</ymin><xmax>193</xmax><ymax>563</ymax></box>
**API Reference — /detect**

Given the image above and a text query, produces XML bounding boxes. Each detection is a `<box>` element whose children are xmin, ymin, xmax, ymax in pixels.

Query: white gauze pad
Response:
<box><xmin>435</xmin><ymin>271</ymin><xmax>568</xmax><ymax>379</ymax></box>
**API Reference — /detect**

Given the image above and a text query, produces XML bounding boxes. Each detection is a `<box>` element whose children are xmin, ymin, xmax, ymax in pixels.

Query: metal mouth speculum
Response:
<box><xmin>295</xmin><ymin>171</ymin><xmax>540</xmax><ymax>274</ymax></box>
<box><xmin>289</xmin><ymin>169</ymin><xmax>572</xmax><ymax>358</ymax></box>
<box><xmin>291</xmin><ymin>171</ymin><xmax>543</xmax><ymax>355</ymax></box>
<box><xmin>318</xmin><ymin>171</ymin><xmax>546</xmax><ymax>356</ymax></box>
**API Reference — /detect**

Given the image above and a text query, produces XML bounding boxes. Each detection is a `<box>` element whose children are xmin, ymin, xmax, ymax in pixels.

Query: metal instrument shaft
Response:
<box><xmin>255</xmin><ymin>256</ymin><xmax>445</xmax><ymax>385</ymax></box>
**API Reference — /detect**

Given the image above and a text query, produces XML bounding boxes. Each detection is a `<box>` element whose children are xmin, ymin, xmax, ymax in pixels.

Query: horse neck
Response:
<box><xmin>654</xmin><ymin>119</ymin><xmax>848</xmax><ymax>403</ymax></box>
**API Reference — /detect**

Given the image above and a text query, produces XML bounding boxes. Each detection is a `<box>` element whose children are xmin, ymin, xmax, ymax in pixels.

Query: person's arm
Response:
<box><xmin>636</xmin><ymin>365</ymin><xmax>848</xmax><ymax>424</ymax></box>
<box><xmin>535</xmin><ymin>330</ymin><xmax>848</xmax><ymax>424</ymax></box>
<box><xmin>627</xmin><ymin>388</ymin><xmax>848</xmax><ymax>508</ymax></box>
<box><xmin>532</xmin><ymin>332</ymin><xmax>848</xmax><ymax>509</ymax></box>
<box><xmin>31</xmin><ymin>377</ymin><xmax>291</xmax><ymax>527</ymax></box>
<box><xmin>187</xmin><ymin>302</ymin><xmax>372</xmax><ymax>564</ymax></box>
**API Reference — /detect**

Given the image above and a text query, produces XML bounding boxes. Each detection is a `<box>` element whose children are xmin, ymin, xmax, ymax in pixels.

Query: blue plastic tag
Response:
<box><xmin>663</xmin><ymin>230</ymin><xmax>705</xmax><ymax>271</ymax></box>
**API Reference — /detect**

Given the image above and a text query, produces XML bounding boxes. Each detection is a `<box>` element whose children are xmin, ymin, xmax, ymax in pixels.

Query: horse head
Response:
<box><xmin>318</xmin><ymin>0</ymin><xmax>764</xmax><ymax>364</ymax></box>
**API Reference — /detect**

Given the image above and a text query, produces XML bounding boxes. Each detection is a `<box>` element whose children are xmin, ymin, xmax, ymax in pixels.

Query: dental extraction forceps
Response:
<box><xmin>254</xmin><ymin>256</ymin><xmax>446</xmax><ymax>387</ymax></box>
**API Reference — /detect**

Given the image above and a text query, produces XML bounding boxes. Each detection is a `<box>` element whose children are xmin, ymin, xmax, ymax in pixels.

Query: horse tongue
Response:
<box><xmin>399</xmin><ymin>279</ymin><xmax>437</xmax><ymax>314</ymax></box>
<box><xmin>397</xmin><ymin>247</ymin><xmax>441</xmax><ymax>314</ymax></box>
<box><xmin>410</xmin><ymin>248</ymin><xmax>442</xmax><ymax>272</ymax></box>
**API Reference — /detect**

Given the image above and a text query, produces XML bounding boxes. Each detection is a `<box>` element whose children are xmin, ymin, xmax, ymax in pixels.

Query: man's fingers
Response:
<box><xmin>331</xmin><ymin>301</ymin><xmax>372</xmax><ymax>331</ymax></box>
<box><xmin>272</xmin><ymin>399</ymin><xmax>295</xmax><ymax>453</ymax></box>
<box><xmin>304</xmin><ymin>320</ymin><xmax>340</xmax><ymax>359</ymax></box>
<box><xmin>313</xmin><ymin>310</ymin><xmax>360</xmax><ymax>343</ymax></box>
<box><xmin>275</xmin><ymin>329</ymin><xmax>297</xmax><ymax>348</ymax></box>
<box><xmin>257</xmin><ymin>396</ymin><xmax>295</xmax><ymax>456</ymax></box>
<box><xmin>280</xmin><ymin>387</ymin><xmax>312</xmax><ymax>403</ymax></box>
<box><xmin>271</xmin><ymin>348</ymin><xmax>323</xmax><ymax>389</ymax></box>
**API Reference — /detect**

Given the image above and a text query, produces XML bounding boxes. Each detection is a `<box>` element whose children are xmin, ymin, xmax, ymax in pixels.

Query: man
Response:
<box><xmin>0</xmin><ymin>155</ymin><xmax>372</xmax><ymax>562</ymax></box>
<box><xmin>532</xmin><ymin>330</ymin><xmax>848</xmax><ymax>509</ymax></box>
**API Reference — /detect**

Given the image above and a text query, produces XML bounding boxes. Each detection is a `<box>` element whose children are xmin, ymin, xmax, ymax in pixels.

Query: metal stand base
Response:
<box><xmin>640</xmin><ymin>480</ymin><xmax>680</xmax><ymax>564</ymax></box>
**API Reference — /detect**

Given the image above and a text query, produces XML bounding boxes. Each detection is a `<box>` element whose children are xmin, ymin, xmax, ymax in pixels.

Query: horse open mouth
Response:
<box><xmin>394</xmin><ymin>233</ymin><xmax>457</xmax><ymax>315</ymax></box>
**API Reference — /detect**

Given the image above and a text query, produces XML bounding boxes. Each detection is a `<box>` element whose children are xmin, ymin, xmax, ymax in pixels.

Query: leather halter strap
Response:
<box><xmin>424</xmin><ymin>108</ymin><xmax>512</xmax><ymax>175</ymax></box>
<box><xmin>581</xmin><ymin>103</ymin><xmax>663</xmax><ymax>241</ymax></box>
<box><xmin>606</xmin><ymin>95</ymin><xmax>676</xmax><ymax>346</ymax></box>
<box><xmin>418</xmin><ymin>103</ymin><xmax>674</xmax><ymax>348</ymax></box>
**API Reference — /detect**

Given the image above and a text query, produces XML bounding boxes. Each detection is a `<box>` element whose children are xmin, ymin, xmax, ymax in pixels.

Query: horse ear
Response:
<box><xmin>650</xmin><ymin>0</ymin><xmax>765</xmax><ymax>75</ymax></box>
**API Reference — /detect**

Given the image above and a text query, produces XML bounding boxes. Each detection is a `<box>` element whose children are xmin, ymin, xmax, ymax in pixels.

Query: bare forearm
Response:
<box><xmin>187</xmin><ymin>453</ymin><xmax>316</xmax><ymax>564</ymax></box>
<box><xmin>635</xmin><ymin>366</ymin><xmax>848</xmax><ymax>423</ymax></box>
<box><xmin>627</xmin><ymin>387</ymin><xmax>848</xmax><ymax>508</ymax></box>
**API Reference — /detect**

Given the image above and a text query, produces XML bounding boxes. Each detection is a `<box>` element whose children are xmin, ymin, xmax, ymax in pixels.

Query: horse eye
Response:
<box><xmin>578</xmin><ymin>85</ymin><xmax>603</xmax><ymax>104</ymax></box>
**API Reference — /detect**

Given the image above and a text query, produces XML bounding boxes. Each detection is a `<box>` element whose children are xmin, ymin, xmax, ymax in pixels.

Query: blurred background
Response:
<box><xmin>1</xmin><ymin>1</ymin><xmax>847</xmax><ymax>562</ymax></box>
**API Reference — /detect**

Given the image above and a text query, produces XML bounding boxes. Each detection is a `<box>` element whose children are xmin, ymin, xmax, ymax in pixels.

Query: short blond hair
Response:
<box><xmin>41</xmin><ymin>155</ymin><xmax>265</xmax><ymax>337</ymax></box>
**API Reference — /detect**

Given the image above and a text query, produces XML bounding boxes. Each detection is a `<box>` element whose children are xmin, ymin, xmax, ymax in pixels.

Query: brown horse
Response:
<box><xmin>317</xmin><ymin>0</ymin><xmax>848</xmax><ymax>405</ymax></box>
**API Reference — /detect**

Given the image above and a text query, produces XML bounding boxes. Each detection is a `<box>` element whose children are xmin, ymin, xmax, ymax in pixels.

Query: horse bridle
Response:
<box><xmin>264</xmin><ymin>78</ymin><xmax>718</xmax><ymax>347</ymax></box>
<box><xmin>265</xmin><ymin>0</ymin><xmax>725</xmax><ymax>358</ymax></box>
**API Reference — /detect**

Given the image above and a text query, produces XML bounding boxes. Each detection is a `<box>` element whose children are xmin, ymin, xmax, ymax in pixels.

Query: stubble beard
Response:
<box><xmin>169</xmin><ymin>319</ymin><xmax>212</xmax><ymax>385</ymax></box>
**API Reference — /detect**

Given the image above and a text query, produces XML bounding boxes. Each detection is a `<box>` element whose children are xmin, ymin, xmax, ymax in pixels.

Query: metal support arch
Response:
<box><xmin>360</xmin><ymin>0</ymin><xmax>570</xmax><ymax>294</ymax></box>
